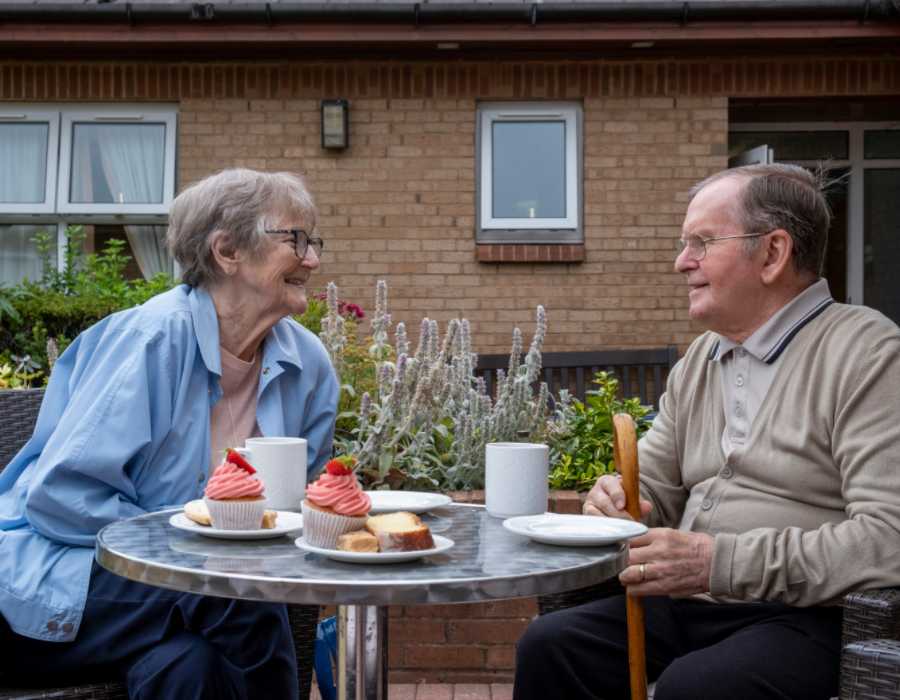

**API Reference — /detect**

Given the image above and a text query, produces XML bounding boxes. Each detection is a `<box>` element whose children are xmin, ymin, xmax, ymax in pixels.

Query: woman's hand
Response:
<box><xmin>583</xmin><ymin>474</ymin><xmax>653</xmax><ymax>521</ymax></box>
<box><xmin>618</xmin><ymin>528</ymin><xmax>714</xmax><ymax>597</ymax></box>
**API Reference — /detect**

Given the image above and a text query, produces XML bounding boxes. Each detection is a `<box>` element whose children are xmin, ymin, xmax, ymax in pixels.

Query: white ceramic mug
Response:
<box><xmin>243</xmin><ymin>437</ymin><xmax>308</xmax><ymax>511</ymax></box>
<box><xmin>485</xmin><ymin>442</ymin><xmax>549</xmax><ymax>518</ymax></box>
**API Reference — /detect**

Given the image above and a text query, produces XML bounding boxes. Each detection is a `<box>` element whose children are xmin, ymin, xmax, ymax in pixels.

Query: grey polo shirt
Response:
<box><xmin>678</xmin><ymin>278</ymin><xmax>834</xmax><ymax>531</ymax></box>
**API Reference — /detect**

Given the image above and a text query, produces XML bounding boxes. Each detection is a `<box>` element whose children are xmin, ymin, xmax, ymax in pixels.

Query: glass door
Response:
<box><xmin>730</xmin><ymin>122</ymin><xmax>900</xmax><ymax>324</ymax></box>
<box><xmin>864</xmin><ymin>168</ymin><xmax>900</xmax><ymax>324</ymax></box>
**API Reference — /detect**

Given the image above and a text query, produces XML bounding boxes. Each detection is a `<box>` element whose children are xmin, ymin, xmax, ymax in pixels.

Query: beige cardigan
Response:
<box><xmin>639</xmin><ymin>302</ymin><xmax>900</xmax><ymax>606</ymax></box>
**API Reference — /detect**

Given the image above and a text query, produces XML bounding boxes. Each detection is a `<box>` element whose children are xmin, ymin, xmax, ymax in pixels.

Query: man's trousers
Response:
<box><xmin>514</xmin><ymin>594</ymin><xmax>842</xmax><ymax>700</ymax></box>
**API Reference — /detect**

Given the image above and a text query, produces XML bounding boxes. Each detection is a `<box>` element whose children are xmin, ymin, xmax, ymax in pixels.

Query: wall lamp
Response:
<box><xmin>321</xmin><ymin>99</ymin><xmax>349</xmax><ymax>150</ymax></box>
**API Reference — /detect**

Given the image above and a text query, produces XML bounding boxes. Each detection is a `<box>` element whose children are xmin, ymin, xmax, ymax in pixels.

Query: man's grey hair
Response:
<box><xmin>166</xmin><ymin>168</ymin><xmax>316</xmax><ymax>287</ymax></box>
<box><xmin>689</xmin><ymin>163</ymin><xmax>831</xmax><ymax>277</ymax></box>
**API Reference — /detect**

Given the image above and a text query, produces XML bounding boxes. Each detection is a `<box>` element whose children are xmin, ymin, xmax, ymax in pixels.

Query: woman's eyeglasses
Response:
<box><xmin>265</xmin><ymin>229</ymin><xmax>324</xmax><ymax>259</ymax></box>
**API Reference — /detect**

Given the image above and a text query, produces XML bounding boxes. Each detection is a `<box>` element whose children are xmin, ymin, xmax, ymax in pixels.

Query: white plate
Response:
<box><xmin>168</xmin><ymin>511</ymin><xmax>303</xmax><ymax>540</ymax></box>
<box><xmin>502</xmin><ymin>513</ymin><xmax>648</xmax><ymax>546</ymax></box>
<box><xmin>295</xmin><ymin>534</ymin><xmax>454</xmax><ymax>563</ymax></box>
<box><xmin>365</xmin><ymin>491</ymin><xmax>453</xmax><ymax>515</ymax></box>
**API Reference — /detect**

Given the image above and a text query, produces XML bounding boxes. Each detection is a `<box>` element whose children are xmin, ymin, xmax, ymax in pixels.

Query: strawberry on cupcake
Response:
<box><xmin>203</xmin><ymin>449</ymin><xmax>268</xmax><ymax>530</ymax></box>
<box><xmin>301</xmin><ymin>456</ymin><xmax>371</xmax><ymax>548</ymax></box>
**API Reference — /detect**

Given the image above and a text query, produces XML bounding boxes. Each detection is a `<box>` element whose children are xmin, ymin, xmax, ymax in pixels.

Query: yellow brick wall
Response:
<box><xmin>4</xmin><ymin>56</ymin><xmax>900</xmax><ymax>353</ymax></box>
<box><xmin>178</xmin><ymin>92</ymin><xmax>725</xmax><ymax>353</ymax></box>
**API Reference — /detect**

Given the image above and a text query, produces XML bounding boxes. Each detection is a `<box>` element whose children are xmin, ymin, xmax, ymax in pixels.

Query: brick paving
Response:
<box><xmin>311</xmin><ymin>682</ymin><xmax>513</xmax><ymax>699</ymax></box>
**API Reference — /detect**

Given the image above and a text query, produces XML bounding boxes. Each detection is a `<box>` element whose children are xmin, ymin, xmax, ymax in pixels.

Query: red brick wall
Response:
<box><xmin>3</xmin><ymin>56</ymin><xmax>899</xmax><ymax>354</ymax></box>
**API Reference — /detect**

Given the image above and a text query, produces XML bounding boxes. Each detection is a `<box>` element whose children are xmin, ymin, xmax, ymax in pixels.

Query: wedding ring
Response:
<box><xmin>638</xmin><ymin>563</ymin><xmax>646</xmax><ymax>582</ymax></box>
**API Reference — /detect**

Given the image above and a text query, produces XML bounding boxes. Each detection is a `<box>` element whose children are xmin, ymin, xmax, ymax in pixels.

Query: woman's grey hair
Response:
<box><xmin>689</xmin><ymin>163</ymin><xmax>832</xmax><ymax>277</ymax></box>
<box><xmin>166</xmin><ymin>168</ymin><xmax>316</xmax><ymax>287</ymax></box>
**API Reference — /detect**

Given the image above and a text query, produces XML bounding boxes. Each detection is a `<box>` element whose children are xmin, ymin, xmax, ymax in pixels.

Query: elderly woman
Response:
<box><xmin>0</xmin><ymin>169</ymin><xmax>338</xmax><ymax>698</ymax></box>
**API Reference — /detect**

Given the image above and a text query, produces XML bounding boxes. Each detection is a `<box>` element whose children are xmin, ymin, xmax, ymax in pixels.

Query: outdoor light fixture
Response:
<box><xmin>321</xmin><ymin>99</ymin><xmax>349</xmax><ymax>150</ymax></box>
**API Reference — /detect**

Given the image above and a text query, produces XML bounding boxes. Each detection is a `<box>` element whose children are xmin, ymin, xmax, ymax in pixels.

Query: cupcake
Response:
<box><xmin>204</xmin><ymin>449</ymin><xmax>267</xmax><ymax>530</ymax></box>
<box><xmin>301</xmin><ymin>456</ymin><xmax>371</xmax><ymax>548</ymax></box>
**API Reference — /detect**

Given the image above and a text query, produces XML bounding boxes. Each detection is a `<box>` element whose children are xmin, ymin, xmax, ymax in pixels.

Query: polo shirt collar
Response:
<box><xmin>708</xmin><ymin>278</ymin><xmax>834</xmax><ymax>364</ymax></box>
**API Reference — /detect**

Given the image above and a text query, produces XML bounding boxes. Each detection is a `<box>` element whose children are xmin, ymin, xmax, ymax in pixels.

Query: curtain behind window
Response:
<box><xmin>75</xmin><ymin>124</ymin><xmax>172</xmax><ymax>278</ymax></box>
<box><xmin>0</xmin><ymin>124</ymin><xmax>48</xmax><ymax>203</ymax></box>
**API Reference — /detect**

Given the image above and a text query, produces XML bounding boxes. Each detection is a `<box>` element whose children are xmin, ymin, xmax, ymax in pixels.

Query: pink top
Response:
<box><xmin>209</xmin><ymin>346</ymin><xmax>262</xmax><ymax>471</ymax></box>
<box><xmin>205</xmin><ymin>462</ymin><xmax>265</xmax><ymax>500</ymax></box>
<box><xmin>306</xmin><ymin>472</ymin><xmax>370</xmax><ymax>516</ymax></box>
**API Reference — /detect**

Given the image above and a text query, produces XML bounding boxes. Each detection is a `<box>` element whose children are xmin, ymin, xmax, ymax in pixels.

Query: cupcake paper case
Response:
<box><xmin>301</xmin><ymin>457</ymin><xmax>371</xmax><ymax>548</ymax></box>
<box><xmin>204</xmin><ymin>452</ymin><xmax>268</xmax><ymax>530</ymax></box>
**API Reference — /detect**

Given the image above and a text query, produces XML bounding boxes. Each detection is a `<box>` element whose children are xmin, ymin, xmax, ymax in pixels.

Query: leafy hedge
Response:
<box><xmin>547</xmin><ymin>371</ymin><xmax>652</xmax><ymax>492</ymax></box>
<box><xmin>0</xmin><ymin>226</ymin><xmax>345</xmax><ymax>386</ymax></box>
<box><xmin>0</xmin><ymin>227</ymin><xmax>176</xmax><ymax>383</ymax></box>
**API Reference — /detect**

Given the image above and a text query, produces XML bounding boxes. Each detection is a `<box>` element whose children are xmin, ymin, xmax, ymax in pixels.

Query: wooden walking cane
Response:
<box><xmin>613</xmin><ymin>413</ymin><xmax>648</xmax><ymax>700</ymax></box>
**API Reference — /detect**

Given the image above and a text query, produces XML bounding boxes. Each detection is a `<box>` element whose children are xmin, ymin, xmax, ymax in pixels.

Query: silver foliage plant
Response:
<box><xmin>320</xmin><ymin>279</ymin><xmax>552</xmax><ymax>491</ymax></box>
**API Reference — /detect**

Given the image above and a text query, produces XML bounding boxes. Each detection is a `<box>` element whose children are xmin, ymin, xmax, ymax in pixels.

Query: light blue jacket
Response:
<box><xmin>0</xmin><ymin>285</ymin><xmax>338</xmax><ymax>641</ymax></box>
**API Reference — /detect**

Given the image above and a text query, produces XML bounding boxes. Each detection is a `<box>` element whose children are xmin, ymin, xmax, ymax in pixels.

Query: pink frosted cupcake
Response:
<box><xmin>301</xmin><ymin>456</ymin><xmax>371</xmax><ymax>548</ymax></box>
<box><xmin>204</xmin><ymin>449</ymin><xmax>267</xmax><ymax>530</ymax></box>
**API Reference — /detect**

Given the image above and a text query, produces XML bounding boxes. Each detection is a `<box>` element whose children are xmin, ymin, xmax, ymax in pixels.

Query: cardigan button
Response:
<box><xmin>701</xmin><ymin>499</ymin><xmax>713</xmax><ymax>511</ymax></box>
<box><xmin>721</xmin><ymin>467</ymin><xmax>733</xmax><ymax>479</ymax></box>
<box><xmin>46</xmin><ymin>620</ymin><xmax>58</xmax><ymax>631</ymax></box>
<box><xmin>62</xmin><ymin>622</ymin><xmax>74</xmax><ymax>634</ymax></box>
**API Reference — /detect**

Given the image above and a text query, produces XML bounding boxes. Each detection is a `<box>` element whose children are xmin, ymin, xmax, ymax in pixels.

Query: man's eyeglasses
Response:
<box><xmin>265</xmin><ymin>229</ymin><xmax>324</xmax><ymax>260</ymax></box>
<box><xmin>675</xmin><ymin>231</ymin><xmax>772</xmax><ymax>261</ymax></box>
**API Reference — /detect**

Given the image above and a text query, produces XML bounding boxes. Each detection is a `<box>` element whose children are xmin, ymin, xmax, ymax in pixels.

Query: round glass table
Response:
<box><xmin>96</xmin><ymin>503</ymin><xmax>626</xmax><ymax>700</ymax></box>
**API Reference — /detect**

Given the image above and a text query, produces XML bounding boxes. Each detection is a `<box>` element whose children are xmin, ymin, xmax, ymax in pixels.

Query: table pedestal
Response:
<box><xmin>338</xmin><ymin>605</ymin><xmax>389</xmax><ymax>700</ymax></box>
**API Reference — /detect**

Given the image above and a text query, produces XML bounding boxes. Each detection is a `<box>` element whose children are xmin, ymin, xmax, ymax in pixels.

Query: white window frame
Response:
<box><xmin>730</xmin><ymin>121</ymin><xmax>900</xmax><ymax>306</ymax></box>
<box><xmin>477</xmin><ymin>101</ymin><xmax>583</xmax><ymax>244</ymax></box>
<box><xmin>0</xmin><ymin>104</ymin><xmax>177</xmax><ymax>284</ymax></box>
<box><xmin>57</xmin><ymin>105</ymin><xmax>177</xmax><ymax>216</ymax></box>
<box><xmin>0</xmin><ymin>109</ymin><xmax>60</xmax><ymax>214</ymax></box>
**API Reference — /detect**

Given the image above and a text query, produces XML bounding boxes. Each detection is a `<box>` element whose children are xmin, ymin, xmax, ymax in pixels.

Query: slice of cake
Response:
<box><xmin>365</xmin><ymin>511</ymin><xmax>435</xmax><ymax>552</ymax></box>
<box><xmin>336</xmin><ymin>530</ymin><xmax>379</xmax><ymax>553</ymax></box>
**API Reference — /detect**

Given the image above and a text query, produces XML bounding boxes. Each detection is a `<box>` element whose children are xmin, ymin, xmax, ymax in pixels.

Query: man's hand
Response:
<box><xmin>583</xmin><ymin>474</ymin><xmax>653</xmax><ymax>520</ymax></box>
<box><xmin>618</xmin><ymin>528</ymin><xmax>714</xmax><ymax>598</ymax></box>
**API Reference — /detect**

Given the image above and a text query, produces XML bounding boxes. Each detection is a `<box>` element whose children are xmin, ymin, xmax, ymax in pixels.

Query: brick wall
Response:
<box><xmin>4</xmin><ymin>55</ymin><xmax>899</xmax><ymax>354</ymax></box>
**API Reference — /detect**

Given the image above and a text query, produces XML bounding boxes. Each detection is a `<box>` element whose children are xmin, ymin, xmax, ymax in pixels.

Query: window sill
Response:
<box><xmin>476</xmin><ymin>244</ymin><xmax>585</xmax><ymax>263</ymax></box>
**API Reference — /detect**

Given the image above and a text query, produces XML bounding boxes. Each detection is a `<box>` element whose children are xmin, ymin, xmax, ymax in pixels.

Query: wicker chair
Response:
<box><xmin>538</xmin><ymin>575</ymin><xmax>900</xmax><ymax>698</ymax></box>
<box><xmin>0</xmin><ymin>388</ymin><xmax>319</xmax><ymax>700</ymax></box>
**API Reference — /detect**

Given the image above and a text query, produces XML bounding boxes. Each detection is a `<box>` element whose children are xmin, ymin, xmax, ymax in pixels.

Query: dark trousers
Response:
<box><xmin>1</xmin><ymin>562</ymin><xmax>299</xmax><ymax>700</ymax></box>
<box><xmin>514</xmin><ymin>595</ymin><xmax>843</xmax><ymax>700</ymax></box>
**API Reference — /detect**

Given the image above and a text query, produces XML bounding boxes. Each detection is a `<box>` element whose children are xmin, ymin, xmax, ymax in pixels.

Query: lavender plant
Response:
<box><xmin>322</xmin><ymin>279</ymin><xmax>552</xmax><ymax>491</ymax></box>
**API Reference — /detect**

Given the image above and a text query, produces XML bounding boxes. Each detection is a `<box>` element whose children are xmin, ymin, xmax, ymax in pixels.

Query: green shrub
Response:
<box><xmin>0</xmin><ymin>226</ymin><xmax>367</xmax><ymax>388</ymax></box>
<box><xmin>547</xmin><ymin>371</ymin><xmax>652</xmax><ymax>492</ymax></box>
<box><xmin>0</xmin><ymin>359</ymin><xmax>41</xmax><ymax>389</ymax></box>
<box><xmin>0</xmin><ymin>226</ymin><xmax>177</xmax><ymax>380</ymax></box>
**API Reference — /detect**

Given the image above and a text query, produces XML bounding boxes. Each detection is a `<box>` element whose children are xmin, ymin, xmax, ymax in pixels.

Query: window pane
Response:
<box><xmin>492</xmin><ymin>121</ymin><xmax>566</xmax><ymax>219</ymax></box>
<box><xmin>0</xmin><ymin>225</ymin><xmax>55</xmax><ymax>285</ymax></box>
<box><xmin>0</xmin><ymin>123</ymin><xmax>49</xmax><ymax>203</ymax></box>
<box><xmin>69</xmin><ymin>123</ymin><xmax>166</xmax><ymax>204</ymax></box>
<box><xmin>864</xmin><ymin>130</ymin><xmax>900</xmax><ymax>159</ymax></box>
<box><xmin>864</xmin><ymin>169</ymin><xmax>900</xmax><ymax>325</ymax></box>
<box><xmin>729</xmin><ymin>131</ymin><xmax>849</xmax><ymax>161</ymax></box>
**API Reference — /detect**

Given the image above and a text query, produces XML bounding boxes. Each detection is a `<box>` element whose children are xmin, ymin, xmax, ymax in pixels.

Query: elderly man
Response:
<box><xmin>514</xmin><ymin>163</ymin><xmax>900</xmax><ymax>700</ymax></box>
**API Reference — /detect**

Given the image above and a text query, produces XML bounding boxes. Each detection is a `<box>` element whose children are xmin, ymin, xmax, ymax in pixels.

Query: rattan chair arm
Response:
<box><xmin>841</xmin><ymin>639</ymin><xmax>900</xmax><ymax>700</ymax></box>
<box><xmin>843</xmin><ymin>588</ymin><xmax>900</xmax><ymax>648</ymax></box>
